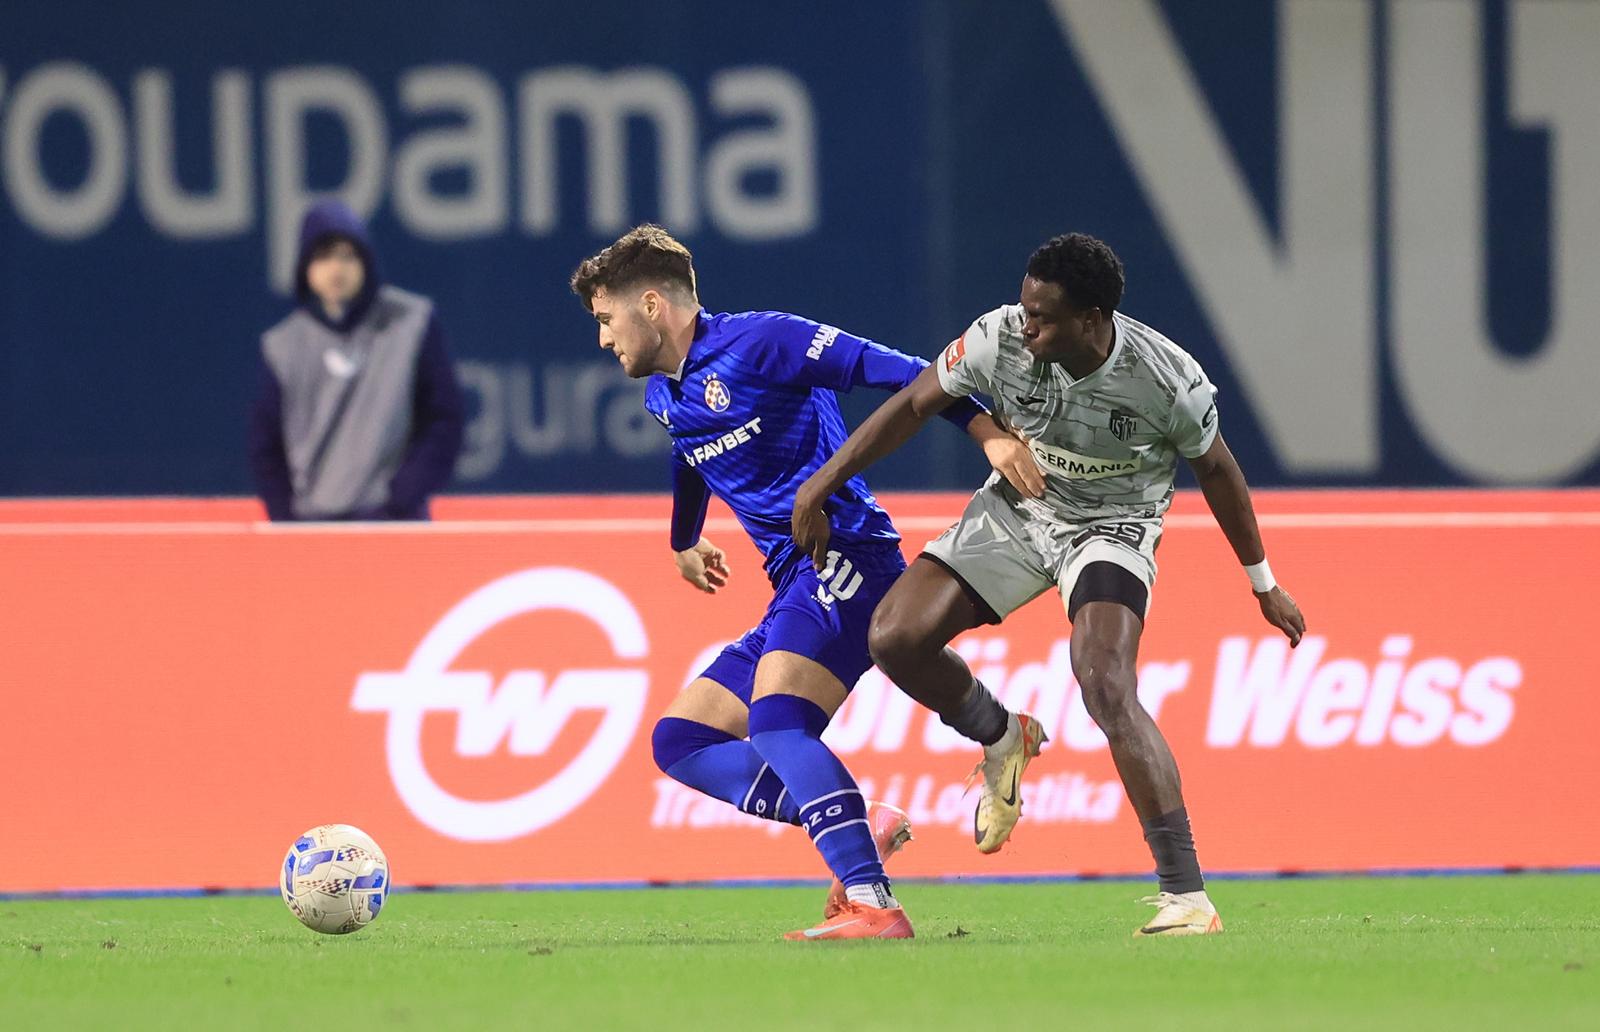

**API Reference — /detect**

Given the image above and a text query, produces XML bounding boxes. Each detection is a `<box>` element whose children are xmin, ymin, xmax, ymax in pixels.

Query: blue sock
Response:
<box><xmin>651</xmin><ymin>717</ymin><xmax>799</xmax><ymax>824</ymax></box>
<box><xmin>748</xmin><ymin>695</ymin><xmax>887</xmax><ymax>890</ymax></box>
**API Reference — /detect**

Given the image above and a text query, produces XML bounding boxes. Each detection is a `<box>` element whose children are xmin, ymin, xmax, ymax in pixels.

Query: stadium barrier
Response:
<box><xmin>2</xmin><ymin>490</ymin><xmax>1596</xmax><ymax>892</ymax></box>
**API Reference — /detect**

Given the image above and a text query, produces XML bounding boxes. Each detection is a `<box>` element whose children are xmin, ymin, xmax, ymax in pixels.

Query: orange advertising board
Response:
<box><xmin>1</xmin><ymin>491</ymin><xmax>1596</xmax><ymax>892</ymax></box>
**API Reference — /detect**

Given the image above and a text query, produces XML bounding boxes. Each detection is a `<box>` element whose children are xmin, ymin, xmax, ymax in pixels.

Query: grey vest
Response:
<box><xmin>261</xmin><ymin>285</ymin><xmax>432</xmax><ymax>518</ymax></box>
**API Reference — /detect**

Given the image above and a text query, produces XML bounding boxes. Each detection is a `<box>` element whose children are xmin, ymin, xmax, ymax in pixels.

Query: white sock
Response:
<box><xmin>984</xmin><ymin>712</ymin><xmax>1021</xmax><ymax>759</ymax></box>
<box><xmin>1176</xmin><ymin>889</ymin><xmax>1215</xmax><ymax>912</ymax></box>
<box><xmin>845</xmin><ymin>882</ymin><xmax>899</xmax><ymax>910</ymax></box>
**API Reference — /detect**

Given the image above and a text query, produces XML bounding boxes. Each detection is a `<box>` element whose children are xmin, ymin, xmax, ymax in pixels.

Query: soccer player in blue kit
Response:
<box><xmin>570</xmin><ymin>226</ymin><xmax>1042</xmax><ymax>940</ymax></box>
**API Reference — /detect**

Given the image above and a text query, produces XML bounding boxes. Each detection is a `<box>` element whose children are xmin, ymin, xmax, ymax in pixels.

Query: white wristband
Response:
<box><xmin>1245</xmin><ymin>559</ymin><xmax>1276</xmax><ymax>593</ymax></box>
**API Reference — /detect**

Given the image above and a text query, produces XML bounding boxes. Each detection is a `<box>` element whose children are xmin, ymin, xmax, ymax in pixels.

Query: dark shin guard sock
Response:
<box><xmin>938</xmin><ymin>678</ymin><xmax>1009</xmax><ymax>746</ymax></box>
<box><xmin>1141</xmin><ymin>806</ymin><xmax>1206</xmax><ymax>894</ymax></box>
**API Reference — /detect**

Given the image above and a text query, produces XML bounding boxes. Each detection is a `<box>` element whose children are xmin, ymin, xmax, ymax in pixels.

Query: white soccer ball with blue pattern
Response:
<box><xmin>280</xmin><ymin>824</ymin><xmax>390</xmax><ymax>934</ymax></box>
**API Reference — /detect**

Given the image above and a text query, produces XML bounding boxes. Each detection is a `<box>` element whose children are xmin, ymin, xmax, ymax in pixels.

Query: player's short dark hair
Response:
<box><xmin>1026</xmin><ymin>233</ymin><xmax>1124</xmax><ymax>315</ymax></box>
<box><xmin>570</xmin><ymin>224</ymin><xmax>698</xmax><ymax>309</ymax></box>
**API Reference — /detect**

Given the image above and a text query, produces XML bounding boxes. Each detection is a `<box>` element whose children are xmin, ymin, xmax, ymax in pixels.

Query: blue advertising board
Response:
<box><xmin>2</xmin><ymin>0</ymin><xmax>1595</xmax><ymax>495</ymax></box>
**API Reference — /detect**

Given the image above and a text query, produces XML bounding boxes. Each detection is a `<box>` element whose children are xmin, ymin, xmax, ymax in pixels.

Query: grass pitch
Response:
<box><xmin>2</xmin><ymin>875</ymin><xmax>1593</xmax><ymax>1031</ymax></box>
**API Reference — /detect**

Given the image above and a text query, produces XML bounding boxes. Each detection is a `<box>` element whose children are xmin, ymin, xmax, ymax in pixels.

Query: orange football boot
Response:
<box><xmin>784</xmin><ymin>900</ymin><xmax>914</xmax><ymax>941</ymax></box>
<box><xmin>822</xmin><ymin>802</ymin><xmax>914</xmax><ymax>919</ymax></box>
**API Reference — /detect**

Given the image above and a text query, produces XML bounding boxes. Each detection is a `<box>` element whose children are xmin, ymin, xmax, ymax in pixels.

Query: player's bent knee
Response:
<box><xmin>867</xmin><ymin>609</ymin><xmax>927</xmax><ymax>675</ymax></box>
<box><xmin>866</xmin><ymin>615</ymin><xmax>904</xmax><ymax>672</ymax></box>
<box><xmin>747</xmin><ymin>693</ymin><xmax>830</xmax><ymax>740</ymax></box>
<box><xmin>1078</xmin><ymin>673</ymin><xmax>1140</xmax><ymax>734</ymax></box>
<box><xmin>651</xmin><ymin>717</ymin><xmax>739</xmax><ymax>775</ymax></box>
<box><xmin>750</xmin><ymin>651</ymin><xmax>849</xmax><ymax>715</ymax></box>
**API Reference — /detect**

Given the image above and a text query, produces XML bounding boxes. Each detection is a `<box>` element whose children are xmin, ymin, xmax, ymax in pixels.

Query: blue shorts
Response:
<box><xmin>699</xmin><ymin>543</ymin><xmax>907</xmax><ymax>705</ymax></box>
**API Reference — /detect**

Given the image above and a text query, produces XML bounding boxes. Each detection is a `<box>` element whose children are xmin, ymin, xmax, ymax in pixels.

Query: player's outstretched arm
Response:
<box><xmin>1186</xmin><ymin>435</ymin><xmax>1306</xmax><ymax>646</ymax></box>
<box><xmin>793</xmin><ymin>365</ymin><xmax>955</xmax><ymax>568</ymax></box>
<box><xmin>849</xmin><ymin>334</ymin><xmax>1042</xmax><ymax>498</ymax></box>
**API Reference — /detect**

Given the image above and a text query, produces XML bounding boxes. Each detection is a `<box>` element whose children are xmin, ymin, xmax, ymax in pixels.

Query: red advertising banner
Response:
<box><xmin>2</xmin><ymin>491</ymin><xmax>1596</xmax><ymax>892</ymax></box>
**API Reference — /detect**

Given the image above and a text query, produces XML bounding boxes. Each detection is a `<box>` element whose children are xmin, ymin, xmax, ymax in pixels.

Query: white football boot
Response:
<box><xmin>1135</xmin><ymin>890</ymin><xmax>1224</xmax><ymax>936</ymax></box>
<box><xmin>965</xmin><ymin>712</ymin><xmax>1047</xmax><ymax>854</ymax></box>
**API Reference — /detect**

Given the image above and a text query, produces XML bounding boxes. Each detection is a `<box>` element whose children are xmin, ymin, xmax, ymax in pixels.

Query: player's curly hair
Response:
<box><xmin>1026</xmin><ymin>233</ymin><xmax>1124</xmax><ymax>315</ymax></box>
<box><xmin>570</xmin><ymin>224</ymin><xmax>698</xmax><ymax>309</ymax></box>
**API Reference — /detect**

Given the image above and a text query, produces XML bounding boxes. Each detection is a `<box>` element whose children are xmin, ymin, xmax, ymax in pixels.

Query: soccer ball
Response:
<box><xmin>280</xmin><ymin>824</ymin><xmax>390</xmax><ymax>935</ymax></box>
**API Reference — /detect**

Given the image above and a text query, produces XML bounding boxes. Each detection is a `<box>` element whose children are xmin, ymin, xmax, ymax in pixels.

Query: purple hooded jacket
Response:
<box><xmin>247</xmin><ymin>201</ymin><xmax>464</xmax><ymax>520</ymax></box>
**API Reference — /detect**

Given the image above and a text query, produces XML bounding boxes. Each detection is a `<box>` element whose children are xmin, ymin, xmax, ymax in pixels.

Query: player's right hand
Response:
<box><xmin>791</xmin><ymin>487</ymin><xmax>832</xmax><ymax>570</ymax></box>
<box><xmin>675</xmin><ymin>538</ymin><xmax>731</xmax><ymax>593</ymax></box>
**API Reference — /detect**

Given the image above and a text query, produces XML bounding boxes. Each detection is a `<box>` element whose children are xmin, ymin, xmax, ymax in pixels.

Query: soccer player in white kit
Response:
<box><xmin>793</xmin><ymin>233</ymin><xmax>1306</xmax><ymax>935</ymax></box>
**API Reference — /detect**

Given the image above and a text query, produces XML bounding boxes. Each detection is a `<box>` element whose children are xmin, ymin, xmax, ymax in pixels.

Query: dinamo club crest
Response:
<box><xmin>704</xmin><ymin>375</ymin><xmax>731</xmax><ymax>412</ymax></box>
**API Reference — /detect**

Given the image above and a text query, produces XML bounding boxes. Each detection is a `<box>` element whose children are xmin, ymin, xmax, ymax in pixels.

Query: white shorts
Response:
<box><xmin>921</xmin><ymin>480</ymin><xmax>1161</xmax><ymax>622</ymax></box>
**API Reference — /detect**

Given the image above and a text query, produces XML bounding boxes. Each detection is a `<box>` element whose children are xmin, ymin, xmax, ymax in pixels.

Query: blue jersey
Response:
<box><xmin>646</xmin><ymin>310</ymin><xmax>978</xmax><ymax>582</ymax></box>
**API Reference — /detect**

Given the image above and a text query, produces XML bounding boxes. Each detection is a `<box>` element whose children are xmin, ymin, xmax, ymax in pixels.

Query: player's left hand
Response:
<box><xmin>1256</xmin><ymin>586</ymin><xmax>1305</xmax><ymax>647</ymax></box>
<box><xmin>791</xmin><ymin>487</ymin><xmax>832</xmax><ymax>570</ymax></box>
<box><xmin>982</xmin><ymin>433</ymin><xmax>1045</xmax><ymax>499</ymax></box>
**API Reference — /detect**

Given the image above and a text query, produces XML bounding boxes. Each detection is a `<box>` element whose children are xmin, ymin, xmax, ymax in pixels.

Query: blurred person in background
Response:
<box><xmin>248</xmin><ymin>200</ymin><xmax>463</xmax><ymax>521</ymax></box>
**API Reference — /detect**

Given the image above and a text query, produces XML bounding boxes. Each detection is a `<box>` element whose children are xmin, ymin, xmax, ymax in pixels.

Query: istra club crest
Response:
<box><xmin>704</xmin><ymin>374</ymin><xmax>731</xmax><ymax>412</ymax></box>
<box><xmin>1109</xmin><ymin>409</ymin><xmax>1137</xmax><ymax>442</ymax></box>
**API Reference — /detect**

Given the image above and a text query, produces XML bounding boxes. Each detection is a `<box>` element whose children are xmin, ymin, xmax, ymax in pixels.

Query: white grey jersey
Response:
<box><xmin>936</xmin><ymin>305</ymin><xmax>1218</xmax><ymax>523</ymax></box>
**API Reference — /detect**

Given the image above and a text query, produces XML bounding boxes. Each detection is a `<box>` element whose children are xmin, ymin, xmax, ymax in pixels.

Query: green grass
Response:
<box><xmin>2</xmin><ymin>875</ymin><xmax>1594</xmax><ymax>1031</ymax></box>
